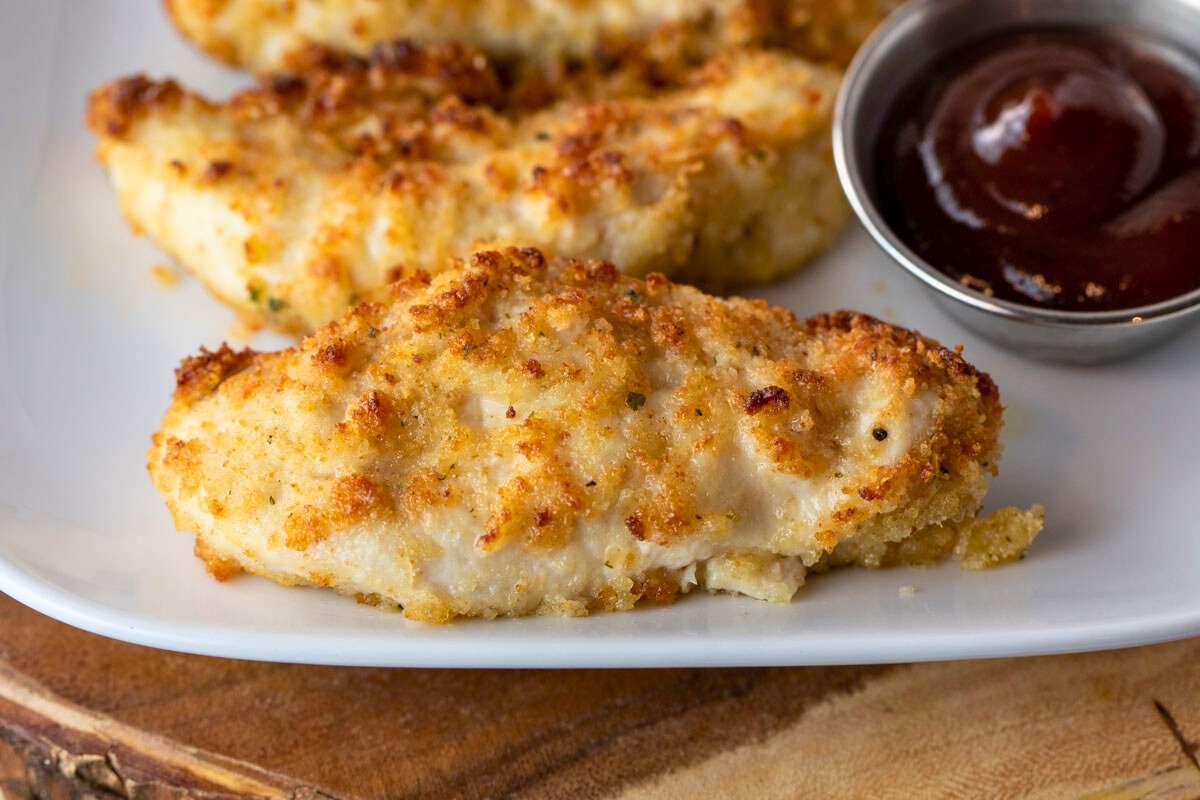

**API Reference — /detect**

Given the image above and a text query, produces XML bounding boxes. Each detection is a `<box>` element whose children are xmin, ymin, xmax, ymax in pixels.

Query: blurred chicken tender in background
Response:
<box><xmin>88</xmin><ymin>45</ymin><xmax>847</xmax><ymax>333</ymax></box>
<box><xmin>165</xmin><ymin>0</ymin><xmax>893</xmax><ymax>74</ymax></box>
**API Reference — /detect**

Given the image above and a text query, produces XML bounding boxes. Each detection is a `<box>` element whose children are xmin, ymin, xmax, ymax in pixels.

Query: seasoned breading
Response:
<box><xmin>147</xmin><ymin>248</ymin><xmax>1038</xmax><ymax>622</ymax></box>
<box><xmin>88</xmin><ymin>46</ymin><xmax>847</xmax><ymax>333</ymax></box>
<box><xmin>164</xmin><ymin>0</ymin><xmax>892</xmax><ymax>75</ymax></box>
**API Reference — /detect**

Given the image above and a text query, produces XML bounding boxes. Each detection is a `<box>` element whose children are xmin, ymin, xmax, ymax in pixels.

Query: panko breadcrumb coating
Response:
<box><xmin>88</xmin><ymin>45</ymin><xmax>847</xmax><ymax>333</ymax></box>
<box><xmin>164</xmin><ymin>0</ymin><xmax>893</xmax><ymax>75</ymax></box>
<box><xmin>147</xmin><ymin>248</ymin><xmax>1040</xmax><ymax>623</ymax></box>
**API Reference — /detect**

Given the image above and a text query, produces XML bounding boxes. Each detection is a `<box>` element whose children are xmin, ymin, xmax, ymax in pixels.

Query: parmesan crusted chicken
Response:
<box><xmin>165</xmin><ymin>0</ymin><xmax>892</xmax><ymax>75</ymax></box>
<box><xmin>88</xmin><ymin>45</ymin><xmax>847</xmax><ymax>333</ymax></box>
<box><xmin>147</xmin><ymin>248</ymin><xmax>1041</xmax><ymax>622</ymax></box>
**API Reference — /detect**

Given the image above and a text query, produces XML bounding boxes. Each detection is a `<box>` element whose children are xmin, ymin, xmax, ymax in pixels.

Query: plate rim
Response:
<box><xmin>4</xmin><ymin>0</ymin><xmax>1200</xmax><ymax>669</ymax></box>
<box><xmin>4</xmin><ymin>552</ymin><xmax>1200</xmax><ymax>668</ymax></box>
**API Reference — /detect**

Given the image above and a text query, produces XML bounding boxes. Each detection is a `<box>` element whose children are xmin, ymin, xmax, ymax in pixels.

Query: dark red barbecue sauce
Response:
<box><xmin>876</xmin><ymin>29</ymin><xmax>1200</xmax><ymax>311</ymax></box>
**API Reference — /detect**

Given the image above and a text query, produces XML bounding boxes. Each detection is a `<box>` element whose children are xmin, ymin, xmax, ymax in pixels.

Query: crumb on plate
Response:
<box><xmin>150</xmin><ymin>263</ymin><xmax>179</xmax><ymax>287</ymax></box>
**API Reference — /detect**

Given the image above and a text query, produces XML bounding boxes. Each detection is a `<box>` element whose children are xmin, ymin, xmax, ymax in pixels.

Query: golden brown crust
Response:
<box><xmin>807</xmin><ymin>311</ymin><xmax>998</xmax><ymax>394</ymax></box>
<box><xmin>89</xmin><ymin>40</ymin><xmax>501</xmax><ymax>146</ymax></box>
<box><xmin>172</xmin><ymin>344</ymin><xmax>259</xmax><ymax>404</ymax></box>
<box><xmin>147</xmin><ymin>248</ymin><xmax>1013</xmax><ymax>622</ymax></box>
<box><xmin>86</xmin><ymin>76</ymin><xmax>185</xmax><ymax>138</ymax></box>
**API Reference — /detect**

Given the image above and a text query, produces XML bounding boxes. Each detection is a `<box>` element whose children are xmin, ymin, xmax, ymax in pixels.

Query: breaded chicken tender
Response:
<box><xmin>164</xmin><ymin>0</ymin><xmax>892</xmax><ymax>75</ymax></box>
<box><xmin>147</xmin><ymin>248</ymin><xmax>1039</xmax><ymax>622</ymax></box>
<box><xmin>88</xmin><ymin>46</ymin><xmax>847</xmax><ymax>333</ymax></box>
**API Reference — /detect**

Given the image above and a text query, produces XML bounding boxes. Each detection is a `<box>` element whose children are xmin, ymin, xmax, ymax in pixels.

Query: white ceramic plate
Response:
<box><xmin>2</xmin><ymin>2</ymin><xmax>1199</xmax><ymax>668</ymax></box>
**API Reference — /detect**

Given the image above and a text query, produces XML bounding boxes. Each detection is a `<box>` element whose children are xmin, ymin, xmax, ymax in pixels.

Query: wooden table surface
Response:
<box><xmin>1</xmin><ymin>594</ymin><xmax>1197</xmax><ymax>800</ymax></box>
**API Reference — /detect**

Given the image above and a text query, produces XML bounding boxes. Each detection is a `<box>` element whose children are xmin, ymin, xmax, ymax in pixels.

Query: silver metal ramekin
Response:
<box><xmin>834</xmin><ymin>0</ymin><xmax>1200</xmax><ymax>364</ymax></box>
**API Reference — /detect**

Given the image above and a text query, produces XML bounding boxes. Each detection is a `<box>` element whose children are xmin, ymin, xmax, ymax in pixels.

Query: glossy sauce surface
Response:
<box><xmin>878</xmin><ymin>30</ymin><xmax>1200</xmax><ymax>311</ymax></box>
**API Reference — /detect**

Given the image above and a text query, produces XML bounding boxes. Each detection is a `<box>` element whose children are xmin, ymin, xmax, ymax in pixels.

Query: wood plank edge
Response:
<box><xmin>0</xmin><ymin>663</ymin><xmax>345</xmax><ymax>800</ymax></box>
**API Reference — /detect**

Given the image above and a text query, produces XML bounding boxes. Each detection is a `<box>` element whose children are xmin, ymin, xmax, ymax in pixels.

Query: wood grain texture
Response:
<box><xmin>0</xmin><ymin>596</ymin><xmax>883</xmax><ymax>800</ymax></box>
<box><xmin>618</xmin><ymin>642</ymin><xmax>1200</xmax><ymax>800</ymax></box>
<box><xmin>0</xmin><ymin>594</ymin><xmax>1197</xmax><ymax>800</ymax></box>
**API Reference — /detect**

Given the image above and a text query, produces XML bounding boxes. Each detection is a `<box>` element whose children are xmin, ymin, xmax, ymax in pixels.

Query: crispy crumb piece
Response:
<box><xmin>704</xmin><ymin>551</ymin><xmax>805</xmax><ymax>603</ymax></box>
<box><xmin>150</xmin><ymin>263</ymin><xmax>179</xmax><ymax>287</ymax></box>
<box><xmin>954</xmin><ymin>505</ymin><xmax>1045</xmax><ymax>570</ymax></box>
<box><xmin>898</xmin><ymin>584</ymin><xmax>916</xmax><ymax>597</ymax></box>
<box><xmin>226</xmin><ymin>316</ymin><xmax>263</xmax><ymax>345</ymax></box>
